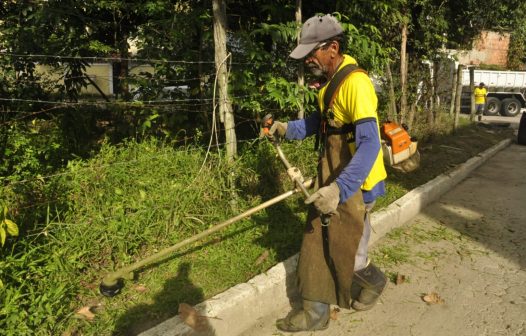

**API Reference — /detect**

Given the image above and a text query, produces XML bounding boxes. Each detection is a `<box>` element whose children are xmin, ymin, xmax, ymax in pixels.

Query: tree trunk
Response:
<box><xmin>454</xmin><ymin>64</ymin><xmax>464</xmax><ymax>130</ymax></box>
<box><xmin>433</xmin><ymin>61</ymin><xmax>439</xmax><ymax>110</ymax></box>
<box><xmin>198</xmin><ymin>25</ymin><xmax>210</xmax><ymax>130</ymax></box>
<box><xmin>118</xmin><ymin>39</ymin><xmax>129</xmax><ymax>99</ymax></box>
<box><xmin>386</xmin><ymin>62</ymin><xmax>397</xmax><ymax>122</ymax></box>
<box><xmin>114</xmin><ymin>9</ymin><xmax>129</xmax><ymax>100</ymax></box>
<box><xmin>427</xmin><ymin>62</ymin><xmax>434</xmax><ymax>127</ymax></box>
<box><xmin>469</xmin><ymin>66</ymin><xmax>476</xmax><ymax>121</ymax></box>
<box><xmin>399</xmin><ymin>22</ymin><xmax>408</xmax><ymax>123</ymax></box>
<box><xmin>449</xmin><ymin>64</ymin><xmax>458</xmax><ymax>116</ymax></box>
<box><xmin>213</xmin><ymin>0</ymin><xmax>236</xmax><ymax>160</ymax></box>
<box><xmin>295</xmin><ymin>0</ymin><xmax>305</xmax><ymax>119</ymax></box>
<box><xmin>407</xmin><ymin>102</ymin><xmax>417</xmax><ymax>130</ymax></box>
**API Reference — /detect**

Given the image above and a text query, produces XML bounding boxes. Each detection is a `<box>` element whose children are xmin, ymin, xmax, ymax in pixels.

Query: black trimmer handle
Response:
<box><xmin>321</xmin><ymin>214</ymin><xmax>331</xmax><ymax>226</ymax></box>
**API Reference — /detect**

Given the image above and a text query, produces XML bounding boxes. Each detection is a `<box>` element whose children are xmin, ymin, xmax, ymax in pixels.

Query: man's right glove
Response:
<box><xmin>305</xmin><ymin>182</ymin><xmax>340</xmax><ymax>215</ymax></box>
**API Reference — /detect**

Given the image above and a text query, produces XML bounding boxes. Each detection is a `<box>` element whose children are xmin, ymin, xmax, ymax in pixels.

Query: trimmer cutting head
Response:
<box><xmin>99</xmin><ymin>278</ymin><xmax>124</xmax><ymax>297</ymax></box>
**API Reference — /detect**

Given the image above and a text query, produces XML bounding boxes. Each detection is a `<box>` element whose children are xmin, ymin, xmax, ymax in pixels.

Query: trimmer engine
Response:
<box><xmin>381</xmin><ymin>122</ymin><xmax>418</xmax><ymax>167</ymax></box>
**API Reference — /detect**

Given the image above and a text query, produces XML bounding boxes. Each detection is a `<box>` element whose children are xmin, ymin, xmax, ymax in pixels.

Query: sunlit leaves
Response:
<box><xmin>0</xmin><ymin>204</ymin><xmax>19</xmax><ymax>247</ymax></box>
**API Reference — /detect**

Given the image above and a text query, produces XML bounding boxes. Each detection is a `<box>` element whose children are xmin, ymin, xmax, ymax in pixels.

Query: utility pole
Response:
<box><xmin>454</xmin><ymin>64</ymin><xmax>464</xmax><ymax>131</ymax></box>
<box><xmin>469</xmin><ymin>66</ymin><xmax>476</xmax><ymax>121</ymax></box>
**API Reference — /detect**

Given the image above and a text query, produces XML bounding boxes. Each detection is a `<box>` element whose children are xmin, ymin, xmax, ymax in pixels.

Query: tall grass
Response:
<box><xmin>1</xmin><ymin>138</ymin><xmax>315</xmax><ymax>335</ymax></box>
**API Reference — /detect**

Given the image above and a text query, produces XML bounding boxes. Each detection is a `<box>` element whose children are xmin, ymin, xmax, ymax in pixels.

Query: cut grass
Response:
<box><xmin>0</xmin><ymin>120</ymin><xmax>514</xmax><ymax>335</ymax></box>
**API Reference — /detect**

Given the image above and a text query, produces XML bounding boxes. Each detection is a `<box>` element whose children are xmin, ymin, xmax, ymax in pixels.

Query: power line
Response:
<box><xmin>0</xmin><ymin>52</ymin><xmax>252</xmax><ymax>65</ymax></box>
<box><xmin>0</xmin><ymin>95</ymin><xmax>252</xmax><ymax>105</ymax></box>
<box><xmin>26</xmin><ymin>73</ymin><xmax>217</xmax><ymax>82</ymax></box>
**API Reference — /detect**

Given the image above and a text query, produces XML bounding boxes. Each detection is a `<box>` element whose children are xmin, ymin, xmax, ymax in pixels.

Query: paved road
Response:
<box><xmin>242</xmin><ymin>140</ymin><xmax>526</xmax><ymax>334</ymax></box>
<box><xmin>477</xmin><ymin>111</ymin><xmax>523</xmax><ymax>126</ymax></box>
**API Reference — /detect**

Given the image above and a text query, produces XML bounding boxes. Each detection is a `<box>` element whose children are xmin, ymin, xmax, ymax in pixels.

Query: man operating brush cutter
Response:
<box><xmin>262</xmin><ymin>14</ymin><xmax>389</xmax><ymax>332</ymax></box>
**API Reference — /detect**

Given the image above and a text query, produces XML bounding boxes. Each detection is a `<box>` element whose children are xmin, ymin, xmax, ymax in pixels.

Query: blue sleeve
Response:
<box><xmin>335</xmin><ymin>120</ymin><xmax>381</xmax><ymax>203</ymax></box>
<box><xmin>285</xmin><ymin>112</ymin><xmax>321</xmax><ymax>140</ymax></box>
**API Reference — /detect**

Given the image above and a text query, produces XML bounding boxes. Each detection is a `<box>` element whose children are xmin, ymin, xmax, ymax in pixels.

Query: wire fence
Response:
<box><xmin>0</xmin><ymin>52</ymin><xmax>254</xmax><ymax>65</ymax></box>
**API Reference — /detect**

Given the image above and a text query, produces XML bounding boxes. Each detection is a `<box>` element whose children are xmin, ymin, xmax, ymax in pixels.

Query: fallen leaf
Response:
<box><xmin>422</xmin><ymin>292</ymin><xmax>444</xmax><ymax>304</ymax></box>
<box><xmin>330</xmin><ymin>307</ymin><xmax>340</xmax><ymax>320</ymax></box>
<box><xmin>61</xmin><ymin>328</ymin><xmax>80</xmax><ymax>336</ymax></box>
<box><xmin>396</xmin><ymin>273</ymin><xmax>406</xmax><ymax>285</ymax></box>
<box><xmin>132</xmin><ymin>284</ymin><xmax>148</xmax><ymax>293</ymax></box>
<box><xmin>179</xmin><ymin>303</ymin><xmax>208</xmax><ymax>331</ymax></box>
<box><xmin>75</xmin><ymin>306</ymin><xmax>96</xmax><ymax>321</ymax></box>
<box><xmin>79</xmin><ymin>280</ymin><xmax>97</xmax><ymax>290</ymax></box>
<box><xmin>255</xmin><ymin>250</ymin><xmax>270</xmax><ymax>266</ymax></box>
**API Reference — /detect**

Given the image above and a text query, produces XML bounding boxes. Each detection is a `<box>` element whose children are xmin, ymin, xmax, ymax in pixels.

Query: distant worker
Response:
<box><xmin>474</xmin><ymin>82</ymin><xmax>487</xmax><ymax>121</ymax></box>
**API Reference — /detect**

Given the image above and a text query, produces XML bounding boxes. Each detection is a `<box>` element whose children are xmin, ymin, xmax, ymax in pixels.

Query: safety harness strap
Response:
<box><xmin>315</xmin><ymin>63</ymin><xmax>366</xmax><ymax>151</ymax></box>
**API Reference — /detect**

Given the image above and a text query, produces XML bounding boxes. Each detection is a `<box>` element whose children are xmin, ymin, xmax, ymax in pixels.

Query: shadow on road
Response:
<box><xmin>112</xmin><ymin>262</ymin><xmax>216</xmax><ymax>336</ymax></box>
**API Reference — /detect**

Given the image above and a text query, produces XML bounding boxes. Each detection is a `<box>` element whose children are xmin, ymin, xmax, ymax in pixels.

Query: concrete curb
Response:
<box><xmin>140</xmin><ymin>138</ymin><xmax>512</xmax><ymax>336</ymax></box>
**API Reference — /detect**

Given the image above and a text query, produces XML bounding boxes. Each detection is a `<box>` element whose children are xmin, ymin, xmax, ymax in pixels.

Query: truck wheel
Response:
<box><xmin>484</xmin><ymin>97</ymin><xmax>501</xmax><ymax>116</ymax></box>
<box><xmin>501</xmin><ymin>98</ymin><xmax>521</xmax><ymax>117</ymax></box>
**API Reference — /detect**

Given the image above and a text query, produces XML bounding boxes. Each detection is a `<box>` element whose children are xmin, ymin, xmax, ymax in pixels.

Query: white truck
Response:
<box><xmin>461</xmin><ymin>69</ymin><xmax>526</xmax><ymax>117</ymax></box>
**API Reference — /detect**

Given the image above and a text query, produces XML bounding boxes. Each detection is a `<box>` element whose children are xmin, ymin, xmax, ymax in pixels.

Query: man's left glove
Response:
<box><xmin>305</xmin><ymin>182</ymin><xmax>340</xmax><ymax>215</ymax></box>
<box><xmin>266</xmin><ymin>121</ymin><xmax>287</xmax><ymax>142</ymax></box>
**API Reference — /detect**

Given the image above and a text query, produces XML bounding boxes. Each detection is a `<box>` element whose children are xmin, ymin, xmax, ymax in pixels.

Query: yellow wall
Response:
<box><xmin>36</xmin><ymin>63</ymin><xmax>113</xmax><ymax>96</ymax></box>
<box><xmin>84</xmin><ymin>63</ymin><xmax>113</xmax><ymax>96</ymax></box>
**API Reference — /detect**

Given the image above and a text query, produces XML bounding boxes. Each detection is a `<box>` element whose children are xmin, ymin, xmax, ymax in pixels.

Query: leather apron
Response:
<box><xmin>297</xmin><ymin>132</ymin><xmax>365</xmax><ymax>309</ymax></box>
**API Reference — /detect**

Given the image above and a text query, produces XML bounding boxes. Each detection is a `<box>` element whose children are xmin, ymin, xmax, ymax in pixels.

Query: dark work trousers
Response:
<box><xmin>354</xmin><ymin>201</ymin><xmax>375</xmax><ymax>271</ymax></box>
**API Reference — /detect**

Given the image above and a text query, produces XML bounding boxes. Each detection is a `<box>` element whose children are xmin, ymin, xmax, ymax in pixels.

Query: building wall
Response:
<box><xmin>456</xmin><ymin>31</ymin><xmax>510</xmax><ymax>67</ymax></box>
<box><xmin>84</xmin><ymin>63</ymin><xmax>114</xmax><ymax>96</ymax></box>
<box><xmin>36</xmin><ymin>63</ymin><xmax>113</xmax><ymax>96</ymax></box>
<box><xmin>35</xmin><ymin>63</ymin><xmax>155</xmax><ymax>97</ymax></box>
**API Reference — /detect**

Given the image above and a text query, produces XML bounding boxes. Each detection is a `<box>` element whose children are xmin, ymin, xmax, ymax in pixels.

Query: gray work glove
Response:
<box><xmin>267</xmin><ymin>121</ymin><xmax>288</xmax><ymax>142</ymax></box>
<box><xmin>305</xmin><ymin>182</ymin><xmax>340</xmax><ymax>215</ymax></box>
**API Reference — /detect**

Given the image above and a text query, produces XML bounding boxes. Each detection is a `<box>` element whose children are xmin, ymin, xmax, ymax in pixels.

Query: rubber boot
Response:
<box><xmin>351</xmin><ymin>262</ymin><xmax>387</xmax><ymax>311</ymax></box>
<box><xmin>276</xmin><ymin>299</ymin><xmax>330</xmax><ymax>332</ymax></box>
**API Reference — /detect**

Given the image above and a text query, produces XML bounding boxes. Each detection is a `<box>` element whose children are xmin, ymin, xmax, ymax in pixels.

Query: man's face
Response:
<box><xmin>304</xmin><ymin>42</ymin><xmax>331</xmax><ymax>78</ymax></box>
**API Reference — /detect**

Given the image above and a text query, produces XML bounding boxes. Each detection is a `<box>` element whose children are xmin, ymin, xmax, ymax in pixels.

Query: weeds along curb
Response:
<box><xmin>139</xmin><ymin>138</ymin><xmax>512</xmax><ymax>336</ymax></box>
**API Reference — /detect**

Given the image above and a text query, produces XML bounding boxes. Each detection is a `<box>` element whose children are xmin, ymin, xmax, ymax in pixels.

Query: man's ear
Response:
<box><xmin>329</xmin><ymin>41</ymin><xmax>340</xmax><ymax>57</ymax></box>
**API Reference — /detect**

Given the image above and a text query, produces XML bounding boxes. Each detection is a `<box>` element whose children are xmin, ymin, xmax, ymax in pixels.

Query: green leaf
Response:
<box><xmin>5</xmin><ymin>220</ymin><xmax>18</xmax><ymax>236</ymax></box>
<box><xmin>0</xmin><ymin>227</ymin><xmax>6</xmax><ymax>246</ymax></box>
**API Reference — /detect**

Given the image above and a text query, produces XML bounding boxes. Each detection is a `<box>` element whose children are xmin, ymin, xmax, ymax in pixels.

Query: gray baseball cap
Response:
<box><xmin>289</xmin><ymin>14</ymin><xmax>344</xmax><ymax>59</ymax></box>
